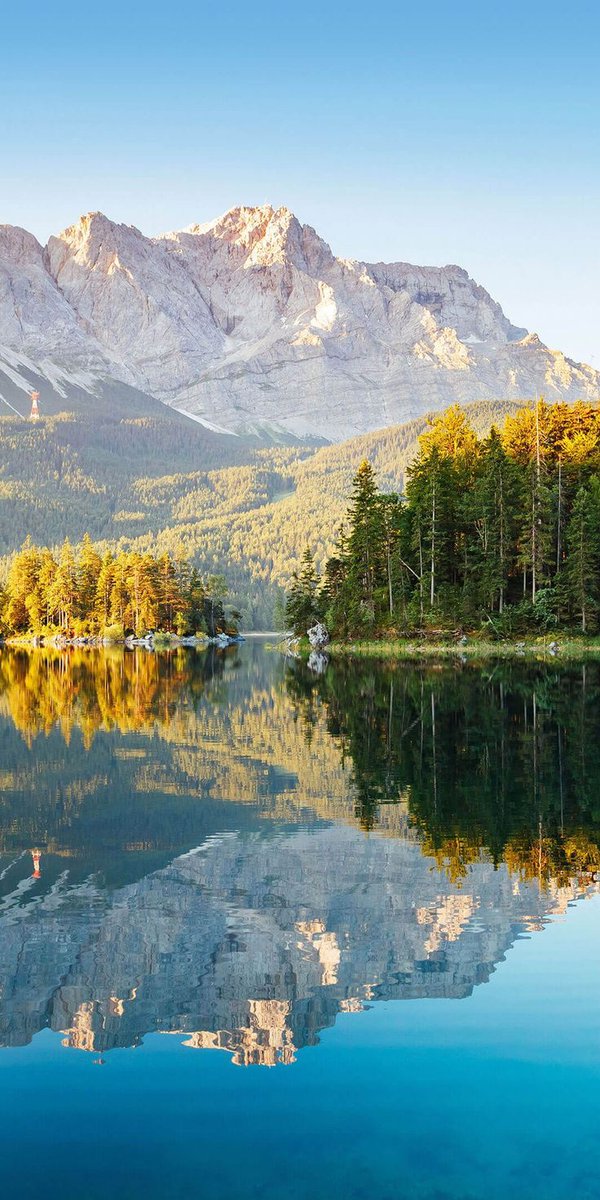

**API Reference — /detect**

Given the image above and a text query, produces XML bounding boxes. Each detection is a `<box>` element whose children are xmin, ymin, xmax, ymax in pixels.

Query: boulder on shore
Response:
<box><xmin>307</xmin><ymin>623</ymin><xmax>329</xmax><ymax>649</ymax></box>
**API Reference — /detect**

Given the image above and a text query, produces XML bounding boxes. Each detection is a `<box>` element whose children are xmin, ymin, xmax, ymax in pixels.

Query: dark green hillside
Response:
<box><xmin>0</xmin><ymin>411</ymin><xmax>272</xmax><ymax>542</ymax></box>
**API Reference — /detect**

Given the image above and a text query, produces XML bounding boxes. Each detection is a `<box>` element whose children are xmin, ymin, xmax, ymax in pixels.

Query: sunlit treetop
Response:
<box><xmin>417</xmin><ymin>405</ymin><xmax>480</xmax><ymax>462</ymax></box>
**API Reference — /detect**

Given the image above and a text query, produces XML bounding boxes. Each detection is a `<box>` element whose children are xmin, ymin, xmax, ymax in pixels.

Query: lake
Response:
<box><xmin>0</xmin><ymin>639</ymin><xmax>599</xmax><ymax>1199</ymax></box>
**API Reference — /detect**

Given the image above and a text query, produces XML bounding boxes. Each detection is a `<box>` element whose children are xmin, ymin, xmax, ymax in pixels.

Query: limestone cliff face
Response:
<box><xmin>0</xmin><ymin>826</ymin><xmax>595</xmax><ymax>1062</ymax></box>
<box><xmin>0</xmin><ymin>206</ymin><xmax>597</xmax><ymax>439</ymax></box>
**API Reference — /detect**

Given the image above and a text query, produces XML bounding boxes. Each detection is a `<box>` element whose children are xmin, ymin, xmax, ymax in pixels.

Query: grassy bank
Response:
<box><xmin>324</xmin><ymin>636</ymin><xmax>600</xmax><ymax>662</ymax></box>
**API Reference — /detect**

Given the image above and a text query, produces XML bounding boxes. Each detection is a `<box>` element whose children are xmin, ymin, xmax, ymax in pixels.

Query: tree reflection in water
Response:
<box><xmin>0</xmin><ymin>643</ymin><xmax>597</xmax><ymax>1063</ymax></box>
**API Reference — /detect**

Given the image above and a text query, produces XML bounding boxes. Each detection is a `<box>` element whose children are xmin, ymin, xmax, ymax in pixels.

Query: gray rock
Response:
<box><xmin>307</xmin><ymin>623</ymin><xmax>330</xmax><ymax>649</ymax></box>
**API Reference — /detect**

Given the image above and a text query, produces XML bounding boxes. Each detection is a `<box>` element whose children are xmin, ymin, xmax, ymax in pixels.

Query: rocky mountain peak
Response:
<box><xmin>0</xmin><ymin>224</ymin><xmax>44</xmax><ymax>264</ymax></box>
<box><xmin>0</xmin><ymin>204</ymin><xmax>597</xmax><ymax>440</ymax></box>
<box><xmin>48</xmin><ymin>212</ymin><xmax>149</xmax><ymax>272</ymax></box>
<box><xmin>518</xmin><ymin>331</ymin><xmax>544</xmax><ymax>348</ymax></box>
<box><xmin>186</xmin><ymin>204</ymin><xmax>279</xmax><ymax>250</ymax></box>
<box><xmin>179</xmin><ymin>203</ymin><xmax>333</xmax><ymax>275</ymax></box>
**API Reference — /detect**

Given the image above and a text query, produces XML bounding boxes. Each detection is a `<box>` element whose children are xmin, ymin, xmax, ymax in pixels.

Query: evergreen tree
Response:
<box><xmin>285</xmin><ymin>547</ymin><xmax>321</xmax><ymax>634</ymax></box>
<box><xmin>272</xmin><ymin>589</ymin><xmax>287</xmax><ymax>632</ymax></box>
<box><xmin>4</xmin><ymin>538</ymin><xmax>42</xmax><ymax>632</ymax></box>
<box><xmin>405</xmin><ymin>448</ymin><xmax>458</xmax><ymax>618</ymax></box>
<box><xmin>157</xmin><ymin>553</ymin><xmax>183</xmax><ymax>632</ymax></box>
<box><xmin>48</xmin><ymin>540</ymin><xmax>78</xmax><ymax>631</ymax></box>
<box><xmin>95</xmin><ymin>553</ymin><xmax>115</xmax><ymax>631</ymax></box>
<box><xmin>188</xmin><ymin>568</ymin><xmax>207</xmax><ymax>634</ymax></box>
<box><xmin>467</xmin><ymin>429</ymin><xmax>521</xmax><ymax>615</ymax></box>
<box><xmin>378</xmin><ymin>492</ymin><xmax>405</xmax><ymax>624</ymax></box>
<box><xmin>78</xmin><ymin>534</ymin><xmax>102</xmax><ymax>624</ymax></box>
<box><xmin>563</xmin><ymin>480</ymin><xmax>600</xmax><ymax>632</ymax></box>
<box><xmin>344</xmin><ymin>461</ymin><xmax>385</xmax><ymax>631</ymax></box>
<box><xmin>204</xmin><ymin>574</ymin><xmax>228</xmax><ymax>636</ymax></box>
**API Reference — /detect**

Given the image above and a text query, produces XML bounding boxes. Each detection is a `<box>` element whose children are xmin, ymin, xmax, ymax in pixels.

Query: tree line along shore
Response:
<box><xmin>0</xmin><ymin>537</ymin><xmax>239</xmax><ymax>645</ymax></box>
<box><xmin>286</xmin><ymin>400</ymin><xmax>600</xmax><ymax>646</ymax></box>
<box><xmin>4</xmin><ymin>398</ymin><xmax>600</xmax><ymax>653</ymax></box>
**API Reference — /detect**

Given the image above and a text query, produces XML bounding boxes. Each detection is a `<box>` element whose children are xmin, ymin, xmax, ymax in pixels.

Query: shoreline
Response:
<box><xmin>323</xmin><ymin>637</ymin><xmax>600</xmax><ymax>661</ymax></box>
<box><xmin>0</xmin><ymin>632</ymin><xmax>243</xmax><ymax>651</ymax></box>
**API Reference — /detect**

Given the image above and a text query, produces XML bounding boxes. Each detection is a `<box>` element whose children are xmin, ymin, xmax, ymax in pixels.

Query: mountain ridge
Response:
<box><xmin>0</xmin><ymin>205</ymin><xmax>597</xmax><ymax>440</ymax></box>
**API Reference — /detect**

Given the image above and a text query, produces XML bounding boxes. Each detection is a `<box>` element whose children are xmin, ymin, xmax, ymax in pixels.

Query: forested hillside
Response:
<box><xmin>287</xmin><ymin>401</ymin><xmax>600</xmax><ymax>638</ymax></box>
<box><xmin>0</xmin><ymin>400</ymin><xmax>523</xmax><ymax>627</ymax></box>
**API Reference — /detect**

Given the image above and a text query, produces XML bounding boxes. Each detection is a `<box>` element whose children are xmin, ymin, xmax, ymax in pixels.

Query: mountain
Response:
<box><xmin>1</xmin><ymin>207</ymin><xmax>598</xmax><ymax>440</ymax></box>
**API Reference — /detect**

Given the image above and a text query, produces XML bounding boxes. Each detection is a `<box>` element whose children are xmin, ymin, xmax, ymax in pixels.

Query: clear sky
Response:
<box><xmin>0</xmin><ymin>0</ymin><xmax>598</xmax><ymax>365</ymax></box>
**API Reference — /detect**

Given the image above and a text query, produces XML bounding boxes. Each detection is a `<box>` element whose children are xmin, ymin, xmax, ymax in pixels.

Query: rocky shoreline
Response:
<box><xmin>1</xmin><ymin>632</ymin><xmax>244</xmax><ymax>651</ymax></box>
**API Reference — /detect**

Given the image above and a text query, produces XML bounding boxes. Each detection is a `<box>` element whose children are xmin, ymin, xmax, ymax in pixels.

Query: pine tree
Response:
<box><xmin>109</xmin><ymin>555</ymin><xmax>128</xmax><ymax>628</ymax></box>
<box><xmin>188</xmin><ymin>568</ymin><xmax>207</xmax><ymax>634</ymax></box>
<box><xmin>467</xmin><ymin>428</ymin><xmax>521</xmax><ymax>615</ymax></box>
<box><xmin>78</xmin><ymin>534</ymin><xmax>102</xmax><ymax>626</ymax></box>
<box><xmin>285</xmin><ymin>547</ymin><xmax>321</xmax><ymax>634</ymax></box>
<box><xmin>405</xmin><ymin>449</ymin><xmax>458</xmax><ymax>619</ymax></box>
<box><xmin>378</xmin><ymin>492</ymin><xmax>405</xmax><ymax>623</ymax></box>
<box><xmin>157</xmin><ymin>553</ymin><xmax>183</xmax><ymax>632</ymax></box>
<box><xmin>204</xmin><ymin>574</ymin><xmax>228</xmax><ymax>636</ymax></box>
<box><xmin>95</xmin><ymin>553</ymin><xmax>115</xmax><ymax>631</ymax></box>
<box><xmin>37</xmin><ymin>550</ymin><xmax>57</xmax><ymax>629</ymax></box>
<box><xmin>48</xmin><ymin>540</ymin><xmax>78</xmax><ymax>631</ymax></box>
<box><xmin>563</xmin><ymin>480</ymin><xmax>600</xmax><ymax>632</ymax></box>
<box><xmin>5</xmin><ymin>538</ymin><xmax>42</xmax><ymax>632</ymax></box>
<box><xmin>344</xmin><ymin>461</ymin><xmax>385</xmax><ymax>631</ymax></box>
<box><xmin>418</xmin><ymin>404</ymin><xmax>479</xmax><ymax>461</ymax></box>
<box><xmin>272</xmin><ymin>589</ymin><xmax>287</xmax><ymax>631</ymax></box>
<box><xmin>125</xmin><ymin>554</ymin><xmax>159</xmax><ymax>632</ymax></box>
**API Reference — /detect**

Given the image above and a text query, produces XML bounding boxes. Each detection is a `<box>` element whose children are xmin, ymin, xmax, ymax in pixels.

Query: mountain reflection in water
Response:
<box><xmin>0</xmin><ymin>641</ymin><xmax>598</xmax><ymax>1065</ymax></box>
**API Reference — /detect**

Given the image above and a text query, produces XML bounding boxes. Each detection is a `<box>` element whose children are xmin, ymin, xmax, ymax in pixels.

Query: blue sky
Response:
<box><xmin>0</xmin><ymin>0</ymin><xmax>598</xmax><ymax>365</ymax></box>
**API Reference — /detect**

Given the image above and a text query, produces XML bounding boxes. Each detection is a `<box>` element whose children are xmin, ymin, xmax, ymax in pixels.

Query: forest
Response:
<box><xmin>286</xmin><ymin>400</ymin><xmax>600</xmax><ymax>638</ymax></box>
<box><xmin>0</xmin><ymin>400</ymin><xmax>522</xmax><ymax>628</ymax></box>
<box><xmin>0</xmin><ymin>536</ymin><xmax>236</xmax><ymax>639</ymax></box>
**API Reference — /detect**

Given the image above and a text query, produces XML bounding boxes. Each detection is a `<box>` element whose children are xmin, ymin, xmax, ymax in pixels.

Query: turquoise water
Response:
<box><xmin>0</xmin><ymin>642</ymin><xmax>598</xmax><ymax>1199</ymax></box>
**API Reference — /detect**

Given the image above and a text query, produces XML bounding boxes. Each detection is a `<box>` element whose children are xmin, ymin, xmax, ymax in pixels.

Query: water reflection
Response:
<box><xmin>0</xmin><ymin>644</ymin><xmax>598</xmax><ymax>1064</ymax></box>
<box><xmin>286</xmin><ymin>656</ymin><xmax>600</xmax><ymax>885</ymax></box>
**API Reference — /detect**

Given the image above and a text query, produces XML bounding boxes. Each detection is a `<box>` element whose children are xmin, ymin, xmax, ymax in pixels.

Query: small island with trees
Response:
<box><xmin>286</xmin><ymin>400</ymin><xmax>600</xmax><ymax>653</ymax></box>
<box><xmin>0</xmin><ymin>539</ymin><xmax>240</xmax><ymax>647</ymax></box>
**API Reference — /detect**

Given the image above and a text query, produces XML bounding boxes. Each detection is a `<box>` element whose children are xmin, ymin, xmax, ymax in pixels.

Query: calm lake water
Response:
<box><xmin>0</xmin><ymin>640</ymin><xmax>599</xmax><ymax>1199</ymax></box>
